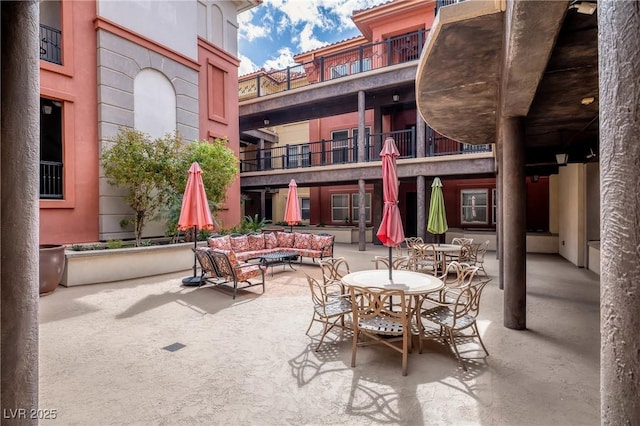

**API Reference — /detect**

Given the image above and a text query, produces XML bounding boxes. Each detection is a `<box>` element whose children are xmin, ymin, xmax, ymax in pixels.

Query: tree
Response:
<box><xmin>101</xmin><ymin>128</ymin><xmax>183</xmax><ymax>246</ymax></box>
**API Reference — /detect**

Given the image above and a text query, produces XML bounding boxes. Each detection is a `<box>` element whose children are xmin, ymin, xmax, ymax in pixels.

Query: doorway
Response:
<box><xmin>405</xmin><ymin>192</ymin><xmax>417</xmax><ymax>237</ymax></box>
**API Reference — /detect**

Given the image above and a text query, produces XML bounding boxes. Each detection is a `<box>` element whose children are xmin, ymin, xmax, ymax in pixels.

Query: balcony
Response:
<box><xmin>239</xmin><ymin>29</ymin><xmax>428</xmax><ymax>101</ymax></box>
<box><xmin>239</xmin><ymin>129</ymin><xmax>492</xmax><ymax>173</ymax></box>
<box><xmin>40</xmin><ymin>160</ymin><xmax>63</xmax><ymax>199</ymax></box>
<box><xmin>40</xmin><ymin>24</ymin><xmax>62</xmax><ymax>65</ymax></box>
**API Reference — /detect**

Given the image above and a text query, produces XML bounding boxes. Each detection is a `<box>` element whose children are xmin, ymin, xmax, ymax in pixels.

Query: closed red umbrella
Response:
<box><xmin>376</xmin><ymin>137</ymin><xmax>405</xmax><ymax>280</ymax></box>
<box><xmin>284</xmin><ymin>179</ymin><xmax>301</xmax><ymax>232</ymax></box>
<box><xmin>178</xmin><ymin>162</ymin><xmax>214</xmax><ymax>286</ymax></box>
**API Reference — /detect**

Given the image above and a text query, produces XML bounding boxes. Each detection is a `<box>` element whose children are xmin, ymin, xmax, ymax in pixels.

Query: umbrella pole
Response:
<box><xmin>181</xmin><ymin>226</ymin><xmax>202</xmax><ymax>286</ymax></box>
<box><xmin>389</xmin><ymin>246</ymin><xmax>393</xmax><ymax>281</ymax></box>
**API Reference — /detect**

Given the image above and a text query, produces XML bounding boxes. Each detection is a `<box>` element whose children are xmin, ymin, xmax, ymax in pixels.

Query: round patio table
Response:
<box><xmin>412</xmin><ymin>243</ymin><xmax>462</xmax><ymax>272</ymax></box>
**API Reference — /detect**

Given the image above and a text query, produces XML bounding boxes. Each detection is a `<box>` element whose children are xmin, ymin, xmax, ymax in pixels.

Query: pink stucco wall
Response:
<box><xmin>198</xmin><ymin>38</ymin><xmax>242</xmax><ymax>230</ymax></box>
<box><xmin>40</xmin><ymin>0</ymin><xmax>99</xmax><ymax>244</ymax></box>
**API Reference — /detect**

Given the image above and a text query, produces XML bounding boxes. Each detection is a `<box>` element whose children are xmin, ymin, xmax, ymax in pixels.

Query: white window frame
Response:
<box><xmin>351</xmin><ymin>193</ymin><xmax>371</xmax><ymax>223</ymax></box>
<box><xmin>350</xmin><ymin>58</ymin><xmax>372</xmax><ymax>74</ymax></box>
<box><xmin>492</xmin><ymin>188</ymin><xmax>497</xmax><ymax>225</ymax></box>
<box><xmin>331</xmin><ymin>130</ymin><xmax>349</xmax><ymax>163</ymax></box>
<box><xmin>301</xmin><ymin>197</ymin><xmax>310</xmax><ymax>220</ymax></box>
<box><xmin>331</xmin><ymin>194</ymin><xmax>350</xmax><ymax>222</ymax></box>
<box><xmin>460</xmin><ymin>189</ymin><xmax>489</xmax><ymax>225</ymax></box>
<box><xmin>287</xmin><ymin>145</ymin><xmax>299</xmax><ymax>168</ymax></box>
<box><xmin>330</xmin><ymin>64</ymin><xmax>348</xmax><ymax>79</ymax></box>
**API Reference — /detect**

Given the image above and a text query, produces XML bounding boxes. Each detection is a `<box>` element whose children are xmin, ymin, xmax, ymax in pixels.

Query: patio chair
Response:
<box><xmin>305</xmin><ymin>275</ymin><xmax>353</xmax><ymax>351</ymax></box>
<box><xmin>206</xmin><ymin>249</ymin><xmax>266</xmax><ymax>299</ymax></box>
<box><xmin>349</xmin><ymin>285</ymin><xmax>412</xmax><ymax>376</ymax></box>
<box><xmin>451</xmin><ymin>237</ymin><xmax>474</xmax><ymax>245</ymax></box>
<box><xmin>423</xmin><ymin>262</ymin><xmax>479</xmax><ymax>306</ymax></box>
<box><xmin>374</xmin><ymin>255</ymin><xmax>412</xmax><ymax>271</ymax></box>
<box><xmin>410</xmin><ymin>243</ymin><xmax>438</xmax><ymax>275</ymax></box>
<box><xmin>421</xmin><ymin>278</ymin><xmax>491</xmax><ymax>371</ymax></box>
<box><xmin>318</xmin><ymin>257</ymin><xmax>351</xmax><ymax>293</ymax></box>
<box><xmin>398</xmin><ymin>237</ymin><xmax>424</xmax><ymax>257</ymax></box>
<box><xmin>469</xmin><ymin>240</ymin><xmax>490</xmax><ymax>277</ymax></box>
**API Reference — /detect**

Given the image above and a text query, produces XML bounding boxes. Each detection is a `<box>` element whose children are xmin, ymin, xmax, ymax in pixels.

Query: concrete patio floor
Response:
<box><xmin>38</xmin><ymin>243</ymin><xmax>600</xmax><ymax>425</ymax></box>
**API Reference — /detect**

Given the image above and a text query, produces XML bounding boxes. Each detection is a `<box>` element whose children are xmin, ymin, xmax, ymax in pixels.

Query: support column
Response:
<box><xmin>502</xmin><ymin>117</ymin><xmax>526</xmax><ymax>330</ymax></box>
<box><xmin>1</xmin><ymin>1</ymin><xmax>41</xmax><ymax>421</ymax></box>
<box><xmin>497</xmin><ymin>123</ymin><xmax>504</xmax><ymax>290</ymax></box>
<box><xmin>372</xmin><ymin>182</ymin><xmax>383</xmax><ymax>245</ymax></box>
<box><xmin>415</xmin><ymin>111</ymin><xmax>426</xmax><ymax>158</ymax></box>
<box><xmin>416</xmin><ymin>176</ymin><xmax>426</xmax><ymax>239</ymax></box>
<box><xmin>599</xmin><ymin>1</ymin><xmax>640</xmax><ymax>422</ymax></box>
<box><xmin>357</xmin><ymin>91</ymin><xmax>366</xmax><ymax>250</ymax></box>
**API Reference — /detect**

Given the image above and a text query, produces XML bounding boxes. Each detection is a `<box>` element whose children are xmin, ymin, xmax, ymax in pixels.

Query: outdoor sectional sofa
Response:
<box><xmin>207</xmin><ymin>231</ymin><xmax>335</xmax><ymax>263</ymax></box>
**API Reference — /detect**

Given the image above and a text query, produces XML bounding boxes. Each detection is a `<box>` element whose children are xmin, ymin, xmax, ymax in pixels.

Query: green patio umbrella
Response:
<box><xmin>427</xmin><ymin>177</ymin><xmax>448</xmax><ymax>244</ymax></box>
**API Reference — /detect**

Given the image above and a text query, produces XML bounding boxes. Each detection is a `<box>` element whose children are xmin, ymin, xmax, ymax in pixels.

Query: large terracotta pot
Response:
<box><xmin>39</xmin><ymin>244</ymin><xmax>66</xmax><ymax>296</ymax></box>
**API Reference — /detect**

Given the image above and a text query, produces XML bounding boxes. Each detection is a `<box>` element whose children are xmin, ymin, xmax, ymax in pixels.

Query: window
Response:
<box><xmin>301</xmin><ymin>198</ymin><xmax>310</xmax><ymax>220</ymax></box>
<box><xmin>330</xmin><ymin>64</ymin><xmax>348</xmax><ymax>79</ymax></box>
<box><xmin>492</xmin><ymin>188</ymin><xmax>497</xmax><ymax>224</ymax></box>
<box><xmin>350</xmin><ymin>58</ymin><xmax>372</xmax><ymax>74</ymax></box>
<box><xmin>331</xmin><ymin>130</ymin><xmax>349</xmax><ymax>164</ymax></box>
<box><xmin>286</xmin><ymin>144</ymin><xmax>310</xmax><ymax>168</ymax></box>
<box><xmin>331</xmin><ymin>194</ymin><xmax>350</xmax><ymax>222</ymax></box>
<box><xmin>351</xmin><ymin>193</ymin><xmax>371</xmax><ymax>223</ymax></box>
<box><xmin>40</xmin><ymin>97</ymin><xmax>64</xmax><ymax>199</ymax></box>
<box><xmin>461</xmin><ymin>189</ymin><xmax>488</xmax><ymax>224</ymax></box>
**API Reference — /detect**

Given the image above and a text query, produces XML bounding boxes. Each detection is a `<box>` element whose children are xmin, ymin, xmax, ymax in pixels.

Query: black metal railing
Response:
<box><xmin>40</xmin><ymin>161</ymin><xmax>63</xmax><ymax>199</ymax></box>
<box><xmin>239</xmin><ymin>128</ymin><xmax>492</xmax><ymax>172</ymax></box>
<box><xmin>435</xmin><ymin>0</ymin><xmax>465</xmax><ymax>15</ymax></box>
<box><xmin>239</xmin><ymin>29</ymin><xmax>428</xmax><ymax>100</ymax></box>
<box><xmin>40</xmin><ymin>24</ymin><xmax>62</xmax><ymax>65</ymax></box>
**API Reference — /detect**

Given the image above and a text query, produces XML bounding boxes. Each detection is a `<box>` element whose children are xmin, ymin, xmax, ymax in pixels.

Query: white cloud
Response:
<box><xmin>238</xmin><ymin>54</ymin><xmax>259</xmax><ymax>76</ymax></box>
<box><xmin>299</xmin><ymin>23</ymin><xmax>326</xmax><ymax>53</ymax></box>
<box><xmin>263</xmin><ymin>47</ymin><xmax>297</xmax><ymax>71</ymax></box>
<box><xmin>238</xmin><ymin>10</ymin><xmax>269</xmax><ymax>41</ymax></box>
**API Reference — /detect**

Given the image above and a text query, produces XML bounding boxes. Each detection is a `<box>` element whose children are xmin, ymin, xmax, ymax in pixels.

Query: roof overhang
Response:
<box><xmin>415</xmin><ymin>0</ymin><xmax>506</xmax><ymax>145</ymax></box>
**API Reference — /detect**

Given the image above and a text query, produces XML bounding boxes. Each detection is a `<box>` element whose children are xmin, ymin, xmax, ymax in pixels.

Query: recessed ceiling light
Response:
<box><xmin>581</xmin><ymin>97</ymin><xmax>595</xmax><ymax>105</ymax></box>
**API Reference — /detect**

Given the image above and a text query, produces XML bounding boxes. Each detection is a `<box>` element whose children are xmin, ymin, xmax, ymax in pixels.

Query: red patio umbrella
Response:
<box><xmin>284</xmin><ymin>179</ymin><xmax>301</xmax><ymax>232</ymax></box>
<box><xmin>178</xmin><ymin>162</ymin><xmax>214</xmax><ymax>286</ymax></box>
<box><xmin>376</xmin><ymin>137</ymin><xmax>405</xmax><ymax>280</ymax></box>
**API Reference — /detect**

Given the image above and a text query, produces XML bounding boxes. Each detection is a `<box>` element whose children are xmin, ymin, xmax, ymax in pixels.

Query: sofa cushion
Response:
<box><xmin>230</xmin><ymin>235</ymin><xmax>250</xmax><ymax>252</ymax></box>
<box><xmin>209</xmin><ymin>235</ymin><xmax>231</xmax><ymax>250</ymax></box>
<box><xmin>264</xmin><ymin>232</ymin><xmax>278</xmax><ymax>249</ymax></box>
<box><xmin>276</xmin><ymin>232</ymin><xmax>295</xmax><ymax>248</ymax></box>
<box><xmin>293</xmin><ymin>232</ymin><xmax>312</xmax><ymax>249</ymax></box>
<box><xmin>247</xmin><ymin>233</ymin><xmax>265</xmax><ymax>251</ymax></box>
<box><xmin>313</xmin><ymin>234</ymin><xmax>334</xmax><ymax>256</ymax></box>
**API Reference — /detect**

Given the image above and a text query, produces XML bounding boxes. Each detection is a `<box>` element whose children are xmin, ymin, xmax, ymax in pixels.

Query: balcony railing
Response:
<box><xmin>239</xmin><ymin>29</ymin><xmax>428</xmax><ymax>100</ymax></box>
<box><xmin>40</xmin><ymin>161</ymin><xmax>63</xmax><ymax>199</ymax></box>
<box><xmin>40</xmin><ymin>24</ymin><xmax>62</xmax><ymax>65</ymax></box>
<box><xmin>239</xmin><ymin>129</ymin><xmax>492</xmax><ymax>173</ymax></box>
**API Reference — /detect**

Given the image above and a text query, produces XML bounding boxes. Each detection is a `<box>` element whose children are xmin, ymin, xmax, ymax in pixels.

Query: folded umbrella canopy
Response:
<box><xmin>178</xmin><ymin>162</ymin><xmax>214</xmax><ymax>286</ymax></box>
<box><xmin>427</xmin><ymin>177</ymin><xmax>448</xmax><ymax>245</ymax></box>
<box><xmin>284</xmin><ymin>179</ymin><xmax>301</xmax><ymax>232</ymax></box>
<box><xmin>376</xmin><ymin>137</ymin><xmax>405</xmax><ymax>280</ymax></box>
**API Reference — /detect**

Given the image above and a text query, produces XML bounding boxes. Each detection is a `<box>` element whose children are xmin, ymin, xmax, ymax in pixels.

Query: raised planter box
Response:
<box><xmin>62</xmin><ymin>242</ymin><xmax>200</xmax><ymax>287</ymax></box>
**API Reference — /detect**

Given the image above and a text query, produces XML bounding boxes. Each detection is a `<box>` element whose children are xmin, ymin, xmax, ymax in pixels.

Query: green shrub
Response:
<box><xmin>106</xmin><ymin>239</ymin><xmax>123</xmax><ymax>249</ymax></box>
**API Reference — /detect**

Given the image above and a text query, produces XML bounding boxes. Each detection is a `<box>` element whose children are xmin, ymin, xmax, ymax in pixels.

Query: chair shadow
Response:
<box><xmin>115</xmin><ymin>282</ymin><xmax>260</xmax><ymax>319</ymax></box>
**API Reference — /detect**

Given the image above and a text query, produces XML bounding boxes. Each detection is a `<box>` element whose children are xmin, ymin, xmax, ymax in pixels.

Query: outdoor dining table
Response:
<box><xmin>341</xmin><ymin>269</ymin><xmax>444</xmax><ymax>341</ymax></box>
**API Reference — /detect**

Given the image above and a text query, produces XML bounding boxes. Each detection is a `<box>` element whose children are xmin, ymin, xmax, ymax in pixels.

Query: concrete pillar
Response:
<box><xmin>258</xmin><ymin>138</ymin><xmax>264</xmax><ymax>170</ymax></box>
<box><xmin>497</xmin><ymin>125</ymin><xmax>504</xmax><ymax>290</ymax></box>
<box><xmin>372</xmin><ymin>182</ymin><xmax>383</xmax><ymax>245</ymax></box>
<box><xmin>416</xmin><ymin>112</ymin><xmax>426</xmax><ymax>158</ymax></box>
<box><xmin>599</xmin><ymin>1</ymin><xmax>640</xmax><ymax>422</ymax></box>
<box><xmin>1</xmin><ymin>1</ymin><xmax>41</xmax><ymax>421</ymax></box>
<box><xmin>416</xmin><ymin>175</ymin><xmax>426</xmax><ymax>239</ymax></box>
<box><xmin>502</xmin><ymin>117</ymin><xmax>526</xmax><ymax>330</ymax></box>
<box><xmin>357</xmin><ymin>91</ymin><xmax>366</xmax><ymax>249</ymax></box>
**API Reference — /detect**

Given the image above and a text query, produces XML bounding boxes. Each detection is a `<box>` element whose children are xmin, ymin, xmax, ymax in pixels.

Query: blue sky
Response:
<box><xmin>238</xmin><ymin>0</ymin><xmax>389</xmax><ymax>76</ymax></box>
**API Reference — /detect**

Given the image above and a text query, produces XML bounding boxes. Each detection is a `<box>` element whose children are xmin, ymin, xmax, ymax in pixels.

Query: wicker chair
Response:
<box><xmin>421</xmin><ymin>278</ymin><xmax>491</xmax><ymax>371</ymax></box>
<box><xmin>305</xmin><ymin>275</ymin><xmax>352</xmax><ymax>351</ymax></box>
<box><xmin>349</xmin><ymin>285</ymin><xmax>411</xmax><ymax>376</ymax></box>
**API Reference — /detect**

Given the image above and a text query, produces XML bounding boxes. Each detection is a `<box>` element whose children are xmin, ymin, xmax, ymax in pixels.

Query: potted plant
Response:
<box><xmin>39</xmin><ymin>244</ymin><xmax>66</xmax><ymax>295</ymax></box>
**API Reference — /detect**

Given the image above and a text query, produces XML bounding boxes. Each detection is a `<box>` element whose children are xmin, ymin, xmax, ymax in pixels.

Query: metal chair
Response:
<box><xmin>410</xmin><ymin>243</ymin><xmax>438</xmax><ymax>275</ymax></box>
<box><xmin>305</xmin><ymin>275</ymin><xmax>352</xmax><ymax>351</ymax></box>
<box><xmin>421</xmin><ymin>278</ymin><xmax>491</xmax><ymax>371</ymax></box>
<box><xmin>469</xmin><ymin>240</ymin><xmax>490</xmax><ymax>277</ymax></box>
<box><xmin>349</xmin><ymin>285</ymin><xmax>411</xmax><ymax>376</ymax></box>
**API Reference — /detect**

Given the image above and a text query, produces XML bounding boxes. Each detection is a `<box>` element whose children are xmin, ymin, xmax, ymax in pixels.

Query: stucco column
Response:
<box><xmin>416</xmin><ymin>111</ymin><xmax>426</xmax><ymax>158</ymax></box>
<box><xmin>1</xmin><ymin>0</ymin><xmax>41</xmax><ymax>420</ymax></box>
<box><xmin>502</xmin><ymin>116</ymin><xmax>526</xmax><ymax>330</ymax></box>
<box><xmin>599</xmin><ymin>1</ymin><xmax>640</xmax><ymax>422</ymax></box>
<box><xmin>416</xmin><ymin>175</ymin><xmax>426</xmax><ymax>239</ymax></box>
<box><xmin>357</xmin><ymin>91</ymin><xmax>366</xmax><ymax>249</ymax></box>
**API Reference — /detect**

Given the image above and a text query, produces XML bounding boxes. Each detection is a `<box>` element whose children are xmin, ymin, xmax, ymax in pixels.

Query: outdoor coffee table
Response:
<box><xmin>259</xmin><ymin>252</ymin><xmax>299</xmax><ymax>276</ymax></box>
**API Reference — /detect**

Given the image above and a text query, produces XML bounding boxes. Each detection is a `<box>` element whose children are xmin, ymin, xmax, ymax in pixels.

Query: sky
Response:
<box><xmin>237</xmin><ymin>0</ymin><xmax>389</xmax><ymax>76</ymax></box>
